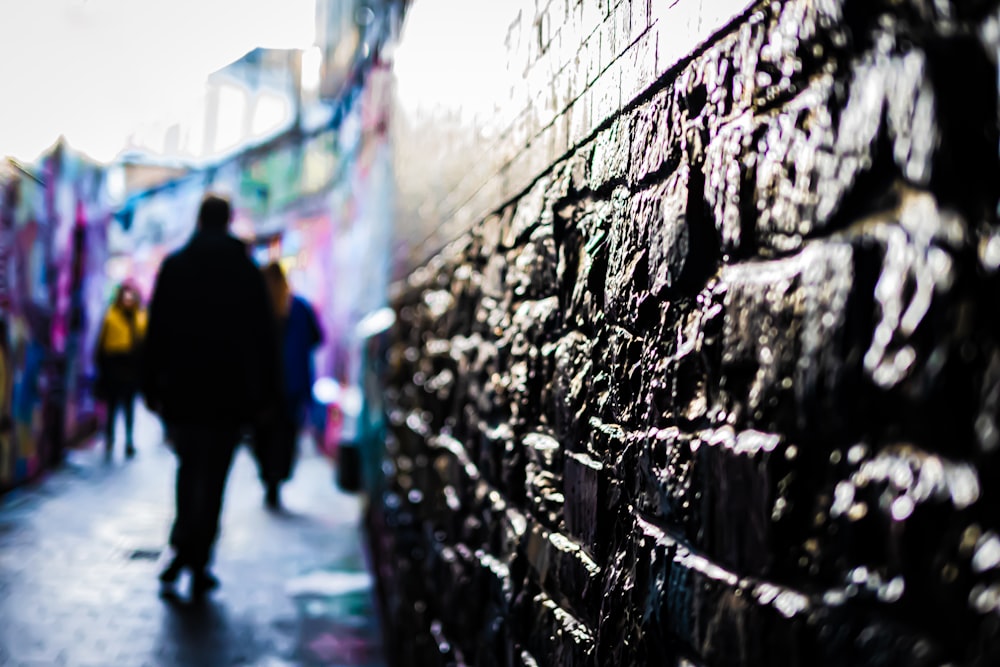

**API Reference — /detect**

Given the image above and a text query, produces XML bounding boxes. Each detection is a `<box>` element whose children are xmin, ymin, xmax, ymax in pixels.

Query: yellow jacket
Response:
<box><xmin>99</xmin><ymin>306</ymin><xmax>147</xmax><ymax>355</ymax></box>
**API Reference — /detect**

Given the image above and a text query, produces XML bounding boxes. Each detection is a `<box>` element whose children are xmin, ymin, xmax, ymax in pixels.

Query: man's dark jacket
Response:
<box><xmin>141</xmin><ymin>228</ymin><xmax>280</xmax><ymax>427</ymax></box>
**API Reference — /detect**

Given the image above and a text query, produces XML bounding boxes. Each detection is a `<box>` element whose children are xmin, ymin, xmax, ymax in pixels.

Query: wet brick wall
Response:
<box><xmin>375</xmin><ymin>1</ymin><xmax>1000</xmax><ymax>665</ymax></box>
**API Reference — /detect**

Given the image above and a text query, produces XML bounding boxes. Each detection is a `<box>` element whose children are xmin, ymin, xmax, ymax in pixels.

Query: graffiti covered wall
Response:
<box><xmin>0</xmin><ymin>145</ymin><xmax>111</xmax><ymax>488</ymax></box>
<box><xmin>376</xmin><ymin>1</ymin><xmax>1000</xmax><ymax>665</ymax></box>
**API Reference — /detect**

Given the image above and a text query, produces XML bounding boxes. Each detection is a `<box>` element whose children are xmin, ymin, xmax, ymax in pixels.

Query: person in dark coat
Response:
<box><xmin>256</xmin><ymin>262</ymin><xmax>323</xmax><ymax>509</ymax></box>
<box><xmin>95</xmin><ymin>282</ymin><xmax>146</xmax><ymax>459</ymax></box>
<box><xmin>141</xmin><ymin>194</ymin><xmax>280</xmax><ymax>600</ymax></box>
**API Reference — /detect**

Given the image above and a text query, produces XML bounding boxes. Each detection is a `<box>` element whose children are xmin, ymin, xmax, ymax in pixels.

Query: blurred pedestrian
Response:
<box><xmin>255</xmin><ymin>262</ymin><xmax>323</xmax><ymax>509</ymax></box>
<box><xmin>95</xmin><ymin>282</ymin><xmax>146</xmax><ymax>459</ymax></box>
<box><xmin>142</xmin><ymin>194</ymin><xmax>280</xmax><ymax>601</ymax></box>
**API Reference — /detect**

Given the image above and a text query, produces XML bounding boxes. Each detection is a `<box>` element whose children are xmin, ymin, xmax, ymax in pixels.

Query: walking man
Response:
<box><xmin>141</xmin><ymin>194</ymin><xmax>279</xmax><ymax>600</ymax></box>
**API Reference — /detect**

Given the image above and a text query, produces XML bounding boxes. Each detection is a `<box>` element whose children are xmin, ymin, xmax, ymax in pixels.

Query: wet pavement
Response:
<box><xmin>0</xmin><ymin>406</ymin><xmax>384</xmax><ymax>667</ymax></box>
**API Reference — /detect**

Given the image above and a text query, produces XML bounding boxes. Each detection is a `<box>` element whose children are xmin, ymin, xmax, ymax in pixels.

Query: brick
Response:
<box><xmin>613</xmin><ymin>0</ymin><xmax>633</xmax><ymax>53</ymax></box>
<box><xmin>538</xmin><ymin>8</ymin><xmax>553</xmax><ymax>53</ymax></box>
<box><xmin>567</xmin><ymin>88</ymin><xmax>592</xmax><ymax>149</ymax></box>
<box><xmin>621</xmin><ymin>28</ymin><xmax>658</xmax><ymax>106</ymax></box>
<box><xmin>630</xmin><ymin>0</ymin><xmax>650</xmax><ymax>43</ymax></box>
<box><xmin>598</xmin><ymin>14</ymin><xmax>617</xmax><ymax>74</ymax></box>
<box><xmin>588</xmin><ymin>116</ymin><xmax>630</xmax><ymax>190</ymax></box>
<box><xmin>580</xmin><ymin>0</ymin><xmax>604</xmax><ymax>41</ymax></box>
<box><xmin>628</xmin><ymin>86</ymin><xmax>676</xmax><ymax>185</ymax></box>
<box><xmin>520</xmin><ymin>591</ymin><xmax>596</xmax><ymax>665</ymax></box>
<box><xmin>585</xmin><ymin>30</ymin><xmax>603</xmax><ymax>86</ymax></box>
<box><xmin>590</xmin><ymin>57</ymin><xmax>623</xmax><ymax>129</ymax></box>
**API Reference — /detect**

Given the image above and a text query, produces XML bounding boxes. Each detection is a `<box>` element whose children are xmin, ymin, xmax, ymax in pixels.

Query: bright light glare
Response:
<box><xmin>215</xmin><ymin>84</ymin><xmax>249</xmax><ymax>153</ymax></box>
<box><xmin>301</xmin><ymin>45</ymin><xmax>323</xmax><ymax>94</ymax></box>
<box><xmin>355</xmin><ymin>307</ymin><xmax>396</xmax><ymax>338</ymax></box>
<box><xmin>313</xmin><ymin>378</ymin><xmax>363</xmax><ymax>417</ymax></box>
<box><xmin>339</xmin><ymin>386</ymin><xmax>363</xmax><ymax>418</ymax></box>
<box><xmin>0</xmin><ymin>0</ymin><xmax>316</xmax><ymax>163</ymax></box>
<box><xmin>253</xmin><ymin>92</ymin><xmax>294</xmax><ymax>139</ymax></box>
<box><xmin>105</xmin><ymin>165</ymin><xmax>127</xmax><ymax>203</ymax></box>
<box><xmin>313</xmin><ymin>377</ymin><xmax>342</xmax><ymax>405</ymax></box>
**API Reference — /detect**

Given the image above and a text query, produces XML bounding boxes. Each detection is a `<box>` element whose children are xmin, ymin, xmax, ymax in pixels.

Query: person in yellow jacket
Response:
<box><xmin>95</xmin><ymin>282</ymin><xmax>147</xmax><ymax>459</ymax></box>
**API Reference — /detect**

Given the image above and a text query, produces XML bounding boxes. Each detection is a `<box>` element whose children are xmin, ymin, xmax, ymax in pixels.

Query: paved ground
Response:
<box><xmin>0</xmin><ymin>406</ymin><xmax>385</xmax><ymax>667</ymax></box>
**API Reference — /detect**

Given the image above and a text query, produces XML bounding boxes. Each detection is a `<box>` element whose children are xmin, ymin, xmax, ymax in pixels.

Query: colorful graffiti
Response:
<box><xmin>0</xmin><ymin>144</ymin><xmax>112</xmax><ymax>489</ymax></box>
<box><xmin>5</xmin><ymin>174</ymin><xmax>47</xmax><ymax>482</ymax></box>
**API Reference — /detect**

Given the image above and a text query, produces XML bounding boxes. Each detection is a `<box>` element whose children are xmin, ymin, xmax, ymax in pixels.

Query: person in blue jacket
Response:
<box><xmin>257</xmin><ymin>262</ymin><xmax>323</xmax><ymax>509</ymax></box>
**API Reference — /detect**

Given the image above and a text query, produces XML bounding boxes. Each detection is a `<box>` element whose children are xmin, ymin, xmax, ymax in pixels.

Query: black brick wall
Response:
<box><xmin>374</xmin><ymin>1</ymin><xmax>1000</xmax><ymax>665</ymax></box>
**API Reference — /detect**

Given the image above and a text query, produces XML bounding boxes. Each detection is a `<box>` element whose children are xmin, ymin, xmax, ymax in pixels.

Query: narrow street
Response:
<box><xmin>0</xmin><ymin>407</ymin><xmax>384</xmax><ymax>667</ymax></box>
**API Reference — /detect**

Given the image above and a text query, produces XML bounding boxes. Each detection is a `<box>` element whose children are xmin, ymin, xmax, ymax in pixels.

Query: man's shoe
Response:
<box><xmin>191</xmin><ymin>571</ymin><xmax>220</xmax><ymax>600</ymax></box>
<box><xmin>125</xmin><ymin>444</ymin><xmax>136</xmax><ymax>459</ymax></box>
<box><xmin>158</xmin><ymin>557</ymin><xmax>183</xmax><ymax>583</ymax></box>
<box><xmin>159</xmin><ymin>579</ymin><xmax>180</xmax><ymax>599</ymax></box>
<box><xmin>158</xmin><ymin>558</ymin><xmax>184</xmax><ymax>598</ymax></box>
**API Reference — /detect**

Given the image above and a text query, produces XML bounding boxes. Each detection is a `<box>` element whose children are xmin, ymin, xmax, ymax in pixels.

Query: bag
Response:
<box><xmin>336</xmin><ymin>442</ymin><xmax>362</xmax><ymax>493</ymax></box>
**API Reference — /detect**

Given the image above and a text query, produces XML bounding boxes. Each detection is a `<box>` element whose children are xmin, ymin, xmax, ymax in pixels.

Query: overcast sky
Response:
<box><xmin>0</xmin><ymin>0</ymin><xmax>315</xmax><ymax>163</ymax></box>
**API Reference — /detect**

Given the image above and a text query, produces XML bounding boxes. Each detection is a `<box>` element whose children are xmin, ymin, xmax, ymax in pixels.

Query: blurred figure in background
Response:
<box><xmin>256</xmin><ymin>262</ymin><xmax>323</xmax><ymax>510</ymax></box>
<box><xmin>95</xmin><ymin>282</ymin><xmax>146</xmax><ymax>460</ymax></box>
<box><xmin>142</xmin><ymin>194</ymin><xmax>280</xmax><ymax>601</ymax></box>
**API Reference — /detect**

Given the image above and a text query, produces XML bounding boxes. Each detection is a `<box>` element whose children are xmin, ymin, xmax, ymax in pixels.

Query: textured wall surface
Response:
<box><xmin>374</xmin><ymin>0</ymin><xmax>1000</xmax><ymax>665</ymax></box>
<box><xmin>391</xmin><ymin>0</ymin><xmax>749</xmax><ymax>272</ymax></box>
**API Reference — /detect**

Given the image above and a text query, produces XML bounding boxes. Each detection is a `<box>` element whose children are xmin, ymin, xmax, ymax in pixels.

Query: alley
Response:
<box><xmin>0</xmin><ymin>408</ymin><xmax>383</xmax><ymax>667</ymax></box>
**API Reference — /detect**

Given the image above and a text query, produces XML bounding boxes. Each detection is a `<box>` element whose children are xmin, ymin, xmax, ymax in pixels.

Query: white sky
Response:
<box><xmin>0</xmin><ymin>0</ymin><xmax>316</xmax><ymax>163</ymax></box>
<box><xmin>393</xmin><ymin>0</ymin><xmax>510</xmax><ymax>122</ymax></box>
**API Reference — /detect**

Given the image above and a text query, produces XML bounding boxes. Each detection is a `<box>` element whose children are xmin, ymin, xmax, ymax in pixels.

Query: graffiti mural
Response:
<box><xmin>0</xmin><ymin>144</ymin><xmax>112</xmax><ymax>490</ymax></box>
